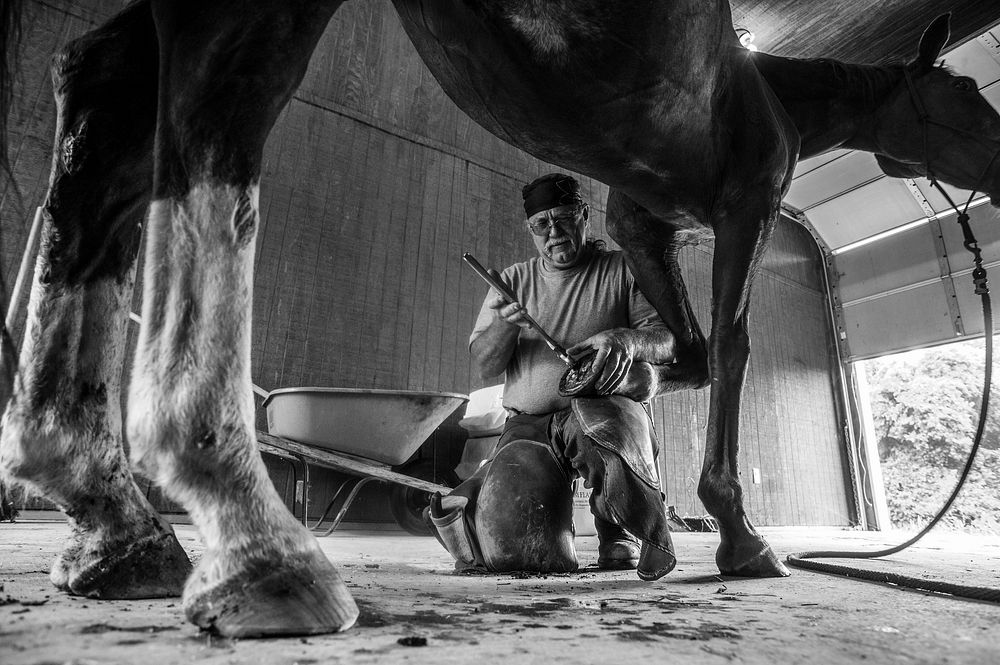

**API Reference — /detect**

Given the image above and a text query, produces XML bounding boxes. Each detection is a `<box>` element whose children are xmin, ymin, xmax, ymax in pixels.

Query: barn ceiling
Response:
<box><xmin>727</xmin><ymin>2</ymin><xmax>1000</xmax><ymax>360</ymax></box>
<box><xmin>730</xmin><ymin>0</ymin><xmax>1000</xmax><ymax>64</ymax></box>
<box><xmin>728</xmin><ymin>0</ymin><xmax>1000</xmax><ymax>253</ymax></box>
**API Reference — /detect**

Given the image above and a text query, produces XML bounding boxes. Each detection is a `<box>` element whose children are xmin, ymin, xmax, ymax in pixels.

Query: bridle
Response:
<box><xmin>902</xmin><ymin>68</ymin><xmax>1000</xmax><ymax>204</ymax></box>
<box><xmin>903</xmin><ymin>66</ymin><xmax>1000</xmax><ymax>295</ymax></box>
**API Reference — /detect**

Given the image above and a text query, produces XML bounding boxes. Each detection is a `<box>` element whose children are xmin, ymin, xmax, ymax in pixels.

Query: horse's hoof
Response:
<box><xmin>717</xmin><ymin>542</ymin><xmax>790</xmax><ymax>578</ymax></box>
<box><xmin>184</xmin><ymin>548</ymin><xmax>359</xmax><ymax>638</ymax></box>
<box><xmin>53</xmin><ymin>530</ymin><xmax>191</xmax><ymax>599</ymax></box>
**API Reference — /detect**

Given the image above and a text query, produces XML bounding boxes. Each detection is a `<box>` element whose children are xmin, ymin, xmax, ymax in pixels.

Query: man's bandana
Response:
<box><xmin>522</xmin><ymin>173</ymin><xmax>584</xmax><ymax>218</ymax></box>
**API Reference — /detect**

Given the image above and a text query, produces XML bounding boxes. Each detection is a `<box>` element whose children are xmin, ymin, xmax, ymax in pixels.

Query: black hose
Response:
<box><xmin>786</xmin><ymin>293</ymin><xmax>1000</xmax><ymax>603</ymax></box>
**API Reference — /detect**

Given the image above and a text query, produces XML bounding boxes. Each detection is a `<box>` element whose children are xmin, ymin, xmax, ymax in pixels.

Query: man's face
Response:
<box><xmin>527</xmin><ymin>204</ymin><xmax>590</xmax><ymax>269</ymax></box>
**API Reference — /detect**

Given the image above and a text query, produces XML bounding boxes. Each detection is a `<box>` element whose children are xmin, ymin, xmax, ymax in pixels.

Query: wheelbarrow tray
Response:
<box><xmin>263</xmin><ymin>387</ymin><xmax>468</xmax><ymax>466</ymax></box>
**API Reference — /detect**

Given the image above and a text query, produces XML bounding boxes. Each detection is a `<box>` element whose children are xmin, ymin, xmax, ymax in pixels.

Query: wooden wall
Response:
<box><xmin>2</xmin><ymin>0</ymin><xmax>852</xmax><ymax>526</ymax></box>
<box><xmin>656</xmin><ymin>224</ymin><xmax>854</xmax><ymax>525</ymax></box>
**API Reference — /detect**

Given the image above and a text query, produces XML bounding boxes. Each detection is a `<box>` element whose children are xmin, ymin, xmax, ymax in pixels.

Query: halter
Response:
<box><xmin>903</xmin><ymin>67</ymin><xmax>1000</xmax><ymax>295</ymax></box>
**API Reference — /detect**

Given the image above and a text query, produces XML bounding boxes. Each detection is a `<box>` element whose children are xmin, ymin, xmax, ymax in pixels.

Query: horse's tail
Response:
<box><xmin>0</xmin><ymin>0</ymin><xmax>23</xmax><ymax>410</ymax></box>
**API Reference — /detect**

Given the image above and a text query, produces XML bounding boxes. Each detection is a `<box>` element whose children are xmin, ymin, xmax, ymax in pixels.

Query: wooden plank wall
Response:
<box><xmin>654</xmin><ymin>225</ymin><xmax>853</xmax><ymax>525</ymax></box>
<box><xmin>1</xmin><ymin>0</ymin><xmax>852</xmax><ymax>526</ymax></box>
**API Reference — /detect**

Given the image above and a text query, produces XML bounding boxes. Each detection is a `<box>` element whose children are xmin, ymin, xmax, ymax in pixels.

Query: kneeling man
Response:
<box><xmin>428</xmin><ymin>173</ymin><xmax>679</xmax><ymax>580</ymax></box>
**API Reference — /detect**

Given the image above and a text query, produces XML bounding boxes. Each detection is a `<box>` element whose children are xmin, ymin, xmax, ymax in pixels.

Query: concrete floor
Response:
<box><xmin>2</xmin><ymin>518</ymin><xmax>999</xmax><ymax>664</ymax></box>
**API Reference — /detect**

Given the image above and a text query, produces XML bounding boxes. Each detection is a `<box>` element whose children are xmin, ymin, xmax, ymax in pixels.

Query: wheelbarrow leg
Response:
<box><xmin>269</xmin><ymin>455</ymin><xmax>300</xmax><ymax>519</ymax></box>
<box><xmin>319</xmin><ymin>477</ymin><xmax>380</xmax><ymax>537</ymax></box>
<box><xmin>311</xmin><ymin>476</ymin><xmax>359</xmax><ymax>531</ymax></box>
<box><xmin>293</xmin><ymin>455</ymin><xmax>311</xmax><ymax>528</ymax></box>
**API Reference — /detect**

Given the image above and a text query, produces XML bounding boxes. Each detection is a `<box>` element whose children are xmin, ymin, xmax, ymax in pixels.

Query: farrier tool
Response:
<box><xmin>462</xmin><ymin>252</ymin><xmax>573</xmax><ymax>367</ymax></box>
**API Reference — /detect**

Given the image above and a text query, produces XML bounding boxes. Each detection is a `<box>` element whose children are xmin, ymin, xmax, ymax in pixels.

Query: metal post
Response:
<box><xmin>850</xmin><ymin>366</ymin><xmax>891</xmax><ymax>529</ymax></box>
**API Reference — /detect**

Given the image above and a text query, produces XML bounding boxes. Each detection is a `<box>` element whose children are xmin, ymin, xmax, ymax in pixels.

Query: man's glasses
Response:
<box><xmin>526</xmin><ymin>206</ymin><xmax>586</xmax><ymax>237</ymax></box>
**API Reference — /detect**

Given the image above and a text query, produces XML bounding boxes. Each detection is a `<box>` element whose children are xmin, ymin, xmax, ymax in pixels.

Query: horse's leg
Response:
<box><xmin>699</xmin><ymin>214</ymin><xmax>789</xmax><ymax>577</ymax></box>
<box><xmin>605</xmin><ymin>189</ymin><xmax>709</xmax><ymax>391</ymax></box>
<box><xmin>0</xmin><ymin>1</ymin><xmax>192</xmax><ymax>598</ymax></box>
<box><xmin>128</xmin><ymin>0</ymin><xmax>356</xmax><ymax>637</ymax></box>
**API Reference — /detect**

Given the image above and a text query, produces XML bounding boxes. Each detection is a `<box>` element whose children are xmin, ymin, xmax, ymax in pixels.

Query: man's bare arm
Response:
<box><xmin>565</xmin><ymin>326</ymin><xmax>677</xmax><ymax>395</ymax></box>
<box><xmin>566</xmin><ymin>326</ymin><xmax>677</xmax><ymax>366</ymax></box>
<box><xmin>607</xmin><ymin>327</ymin><xmax>677</xmax><ymax>364</ymax></box>
<box><xmin>470</xmin><ymin>292</ymin><xmax>531</xmax><ymax>379</ymax></box>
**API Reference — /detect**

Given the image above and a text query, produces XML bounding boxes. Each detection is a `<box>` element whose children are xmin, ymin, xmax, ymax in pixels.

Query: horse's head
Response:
<box><xmin>873</xmin><ymin>14</ymin><xmax>1000</xmax><ymax>206</ymax></box>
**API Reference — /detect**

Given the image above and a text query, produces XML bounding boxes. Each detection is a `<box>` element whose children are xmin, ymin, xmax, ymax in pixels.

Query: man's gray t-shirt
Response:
<box><xmin>471</xmin><ymin>249</ymin><xmax>666</xmax><ymax>414</ymax></box>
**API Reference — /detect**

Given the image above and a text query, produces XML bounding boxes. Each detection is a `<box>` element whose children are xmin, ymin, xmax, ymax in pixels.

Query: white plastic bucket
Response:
<box><xmin>572</xmin><ymin>479</ymin><xmax>596</xmax><ymax>537</ymax></box>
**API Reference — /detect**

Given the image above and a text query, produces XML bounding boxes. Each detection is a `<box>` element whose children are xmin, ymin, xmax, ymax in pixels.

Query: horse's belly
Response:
<box><xmin>391</xmin><ymin>0</ymin><xmax>728</xmax><ymax>224</ymax></box>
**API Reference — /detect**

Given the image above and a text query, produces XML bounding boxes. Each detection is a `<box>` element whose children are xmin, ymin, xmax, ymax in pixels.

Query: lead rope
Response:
<box><xmin>785</xmin><ymin>180</ymin><xmax>1000</xmax><ymax>603</ymax></box>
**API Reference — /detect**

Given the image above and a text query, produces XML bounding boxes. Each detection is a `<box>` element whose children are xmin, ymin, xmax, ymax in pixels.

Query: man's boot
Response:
<box><xmin>595</xmin><ymin>516</ymin><xmax>640</xmax><ymax>570</ymax></box>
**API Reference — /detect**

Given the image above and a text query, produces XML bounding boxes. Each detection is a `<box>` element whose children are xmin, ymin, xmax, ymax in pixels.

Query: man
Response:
<box><xmin>428</xmin><ymin>173</ymin><xmax>678</xmax><ymax>580</ymax></box>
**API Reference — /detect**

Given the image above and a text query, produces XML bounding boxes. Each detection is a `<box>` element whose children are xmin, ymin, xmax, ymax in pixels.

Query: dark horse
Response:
<box><xmin>1</xmin><ymin>0</ymin><xmax>998</xmax><ymax>638</ymax></box>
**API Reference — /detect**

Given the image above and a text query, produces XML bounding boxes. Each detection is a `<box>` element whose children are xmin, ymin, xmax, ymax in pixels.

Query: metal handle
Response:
<box><xmin>463</xmin><ymin>253</ymin><xmax>573</xmax><ymax>366</ymax></box>
<box><xmin>462</xmin><ymin>253</ymin><xmax>517</xmax><ymax>303</ymax></box>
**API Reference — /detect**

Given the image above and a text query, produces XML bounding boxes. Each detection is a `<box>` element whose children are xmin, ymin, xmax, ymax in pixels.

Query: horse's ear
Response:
<box><xmin>911</xmin><ymin>13</ymin><xmax>951</xmax><ymax>73</ymax></box>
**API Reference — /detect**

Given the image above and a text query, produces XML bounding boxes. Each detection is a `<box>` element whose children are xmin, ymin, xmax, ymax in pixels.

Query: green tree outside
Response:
<box><xmin>863</xmin><ymin>339</ymin><xmax>1000</xmax><ymax>534</ymax></box>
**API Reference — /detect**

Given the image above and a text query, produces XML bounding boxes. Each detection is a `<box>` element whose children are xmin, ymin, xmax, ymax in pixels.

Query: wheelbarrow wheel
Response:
<box><xmin>388</xmin><ymin>460</ymin><xmax>459</xmax><ymax>536</ymax></box>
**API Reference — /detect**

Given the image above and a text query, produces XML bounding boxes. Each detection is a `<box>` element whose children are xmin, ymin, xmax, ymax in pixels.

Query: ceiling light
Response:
<box><xmin>736</xmin><ymin>28</ymin><xmax>758</xmax><ymax>52</ymax></box>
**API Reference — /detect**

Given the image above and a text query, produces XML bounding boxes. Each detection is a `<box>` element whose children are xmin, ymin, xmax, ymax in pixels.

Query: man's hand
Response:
<box><xmin>486</xmin><ymin>291</ymin><xmax>532</xmax><ymax>329</ymax></box>
<box><xmin>566</xmin><ymin>330</ymin><xmax>633</xmax><ymax>394</ymax></box>
<box><xmin>486</xmin><ymin>269</ymin><xmax>532</xmax><ymax>329</ymax></box>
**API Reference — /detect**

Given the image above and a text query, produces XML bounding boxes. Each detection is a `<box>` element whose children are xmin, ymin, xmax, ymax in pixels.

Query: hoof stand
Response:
<box><xmin>184</xmin><ymin>550</ymin><xmax>359</xmax><ymax>638</ymax></box>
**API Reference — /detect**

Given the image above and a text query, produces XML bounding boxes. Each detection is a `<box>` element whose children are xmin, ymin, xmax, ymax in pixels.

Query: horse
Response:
<box><xmin>0</xmin><ymin>0</ymin><xmax>997</xmax><ymax>638</ymax></box>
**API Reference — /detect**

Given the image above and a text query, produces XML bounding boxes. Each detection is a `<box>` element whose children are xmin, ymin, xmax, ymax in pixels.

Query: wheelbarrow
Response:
<box><xmin>258</xmin><ymin>387</ymin><xmax>468</xmax><ymax>536</ymax></box>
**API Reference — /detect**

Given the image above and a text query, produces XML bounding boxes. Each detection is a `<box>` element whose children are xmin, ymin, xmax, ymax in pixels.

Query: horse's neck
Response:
<box><xmin>752</xmin><ymin>52</ymin><xmax>903</xmax><ymax>159</ymax></box>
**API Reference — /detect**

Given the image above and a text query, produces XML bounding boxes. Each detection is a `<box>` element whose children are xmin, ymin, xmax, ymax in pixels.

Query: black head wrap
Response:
<box><xmin>522</xmin><ymin>173</ymin><xmax>584</xmax><ymax>218</ymax></box>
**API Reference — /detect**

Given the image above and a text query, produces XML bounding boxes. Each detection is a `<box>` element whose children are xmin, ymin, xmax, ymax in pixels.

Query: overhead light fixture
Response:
<box><xmin>736</xmin><ymin>28</ymin><xmax>758</xmax><ymax>52</ymax></box>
